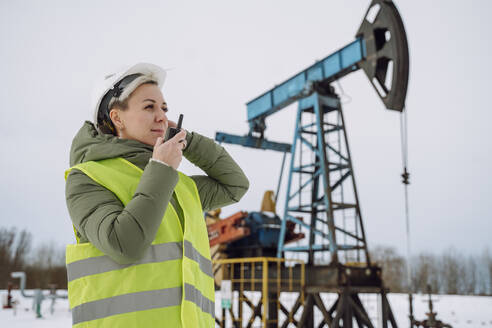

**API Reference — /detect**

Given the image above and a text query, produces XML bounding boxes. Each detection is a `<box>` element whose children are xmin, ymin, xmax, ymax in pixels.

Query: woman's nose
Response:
<box><xmin>156</xmin><ymin>109</ymin><xmax>167</xmax><ymax>123</ymax></box>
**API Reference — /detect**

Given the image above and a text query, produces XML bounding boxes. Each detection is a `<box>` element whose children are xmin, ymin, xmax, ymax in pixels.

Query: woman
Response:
<box><xmin>65</xmin><ymin>63</ymin><xmax>249</xmax><ymax>327</ymax></box>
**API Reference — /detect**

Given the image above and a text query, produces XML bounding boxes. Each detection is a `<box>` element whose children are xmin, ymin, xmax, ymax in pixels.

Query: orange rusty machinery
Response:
<box><xmin>207</xmin><ymin>211</ymin><xmax>250</xmax><ymax>247</ymax></box>
<box><xmin>207</xmin><ymin>210</ymin><xmax>305</xmax><ymax>248</ymax></box>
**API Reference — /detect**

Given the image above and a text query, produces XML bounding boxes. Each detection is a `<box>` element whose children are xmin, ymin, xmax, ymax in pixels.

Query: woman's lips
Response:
<box><xmin>151</xmin><ymin>129</ymin><xmax>164</xmax><ymax>135</ymax></box>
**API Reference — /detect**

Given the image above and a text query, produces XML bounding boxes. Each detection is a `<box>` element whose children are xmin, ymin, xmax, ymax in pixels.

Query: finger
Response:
<box><xmin>170</xmin><ymin>129</ymin><xmax>187</xmax><ymax>142</ymax></box>
<box><xmin>177</xmin><ymin>129</ymin><xmax>186</xmax><ymax>137</ymax></box>
<box><xmin>155</xmin><ymin>137</ymin><xmax>164</xmax><ymax>147</ymax></box>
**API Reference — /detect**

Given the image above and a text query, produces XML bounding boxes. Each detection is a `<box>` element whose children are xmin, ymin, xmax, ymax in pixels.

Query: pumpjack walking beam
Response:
<box><xmin>216</xmin><ymin>0</ymin><xmax>409</xmax><ymax>151</ymax></box>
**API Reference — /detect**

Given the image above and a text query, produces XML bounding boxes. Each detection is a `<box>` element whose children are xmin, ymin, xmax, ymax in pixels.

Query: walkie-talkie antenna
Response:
<box><xmin>177</xmin><ymin>114</ymin><xmax>183</xmax><ymax>129</ymax></box>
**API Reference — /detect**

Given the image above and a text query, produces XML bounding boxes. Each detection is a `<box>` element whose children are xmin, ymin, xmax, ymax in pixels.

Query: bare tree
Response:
<box><xmin>370</xmin><ymin>245</ymin><xmax>406</xmax><ymax>292</ymax></box>
<box><xmin>0</xmin><ymin>227</ymin><xmax>16</xmax><ymax>285</ymax></box>
<box><xmin>411</xmin><ymin>253</ymin><xmax>441</xmax><ymax>294</ymax></box>
<box><xmin>11</xmin><ymin>229</ymin><xmax>32</xmax><ymax>270</ymax></box>
<box><xmin>463</xmin><ymin>255</ymin><xmax>477</xmax><ymax>295</ymax></box>
<box><xmin>27</xmin><ymin>241</ymin><xmax>66</xmax><ymax>288</ymax></box>
<box><xmin>440</xmin><ymin>247</ymin><xmax>466</xmax><ymax>294</ymax></box>
<box><xmin>487</xmin><ymin>248</ymin><xmax>492</xmax><ymax>295</ymax></box>
<box><xmin>0</xmin><ymin>228</ymin><xmax>32</xmax><ymax>286</ymax></box>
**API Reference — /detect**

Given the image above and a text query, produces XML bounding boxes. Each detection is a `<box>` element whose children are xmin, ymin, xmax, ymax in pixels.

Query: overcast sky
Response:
<box><xmin>0</xmin><ymin>0</ymin><xmax>491</xmax><ymax>257</ymax></box>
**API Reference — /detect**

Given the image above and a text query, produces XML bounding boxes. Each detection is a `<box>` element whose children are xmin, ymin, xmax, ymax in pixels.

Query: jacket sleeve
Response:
<box><xmin>183</xmin><ymin>132</ymin><xmax>249</xmax><ymax>212</ymax></box>
<box><xmin>65</xmin><ymin>160</ymin><xmax>178</xmax><ymax>264</ymax></box>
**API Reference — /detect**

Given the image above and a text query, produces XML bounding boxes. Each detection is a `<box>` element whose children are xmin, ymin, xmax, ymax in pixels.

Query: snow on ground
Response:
<box><xmin>1</xmin><ymin>290</ymin><xmax>491</xmax><ymax>327</ymax></box>
<box><xmin>0</xmin><ymin>290</ymin><xmax>71</xmax><ymax>327</ymax></box>
<box><xmin>388</xmin><ymin>293</ymin><xmax>492</xmax><ymax>328</ymax></box>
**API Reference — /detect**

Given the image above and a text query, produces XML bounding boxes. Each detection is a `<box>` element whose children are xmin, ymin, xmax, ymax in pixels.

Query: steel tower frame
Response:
<box><xmin>277</xmin><ymin>88</ymin><xmax>370</xmax><ymax>268</ymax></box>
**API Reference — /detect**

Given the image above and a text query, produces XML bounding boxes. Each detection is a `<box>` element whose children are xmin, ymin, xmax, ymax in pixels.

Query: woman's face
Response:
<box><xmin>111</xmin><ymin>83</ymin><xmax>168</xmax><ymax>146</ymax></box>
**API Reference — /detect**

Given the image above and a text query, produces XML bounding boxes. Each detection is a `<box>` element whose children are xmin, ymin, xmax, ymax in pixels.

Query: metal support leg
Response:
<box><xmin>297</xmin><ymin>293</ymin><xmax>314</xmax><ymax>328</ymax></box>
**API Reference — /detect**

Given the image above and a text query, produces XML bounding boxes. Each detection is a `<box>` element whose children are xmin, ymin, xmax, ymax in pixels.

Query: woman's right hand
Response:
<box><xmin>152</xmin><ymin>129</ymin><xmax>187</xmax><ymax>170</ymax></box>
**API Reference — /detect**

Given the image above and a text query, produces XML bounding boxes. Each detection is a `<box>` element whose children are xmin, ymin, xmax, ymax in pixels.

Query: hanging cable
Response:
<box><xmin>400</xmin><ymin>108</ymin><xmax>410</xmax><ymax>185</ymax></box>
<box><xmin>400</xmin><ymin>107</ymin><xmax>414</xmax><ymax>327</ymax></box>
<box><xmin>399</xmin><ymin>109</ymin><xmax>410</xmax><ymax>269</ymax></box>
<box><xmin>335</xmin><ymin>79</ymin><xmax>352</xmax><ymax>104</ymax></box>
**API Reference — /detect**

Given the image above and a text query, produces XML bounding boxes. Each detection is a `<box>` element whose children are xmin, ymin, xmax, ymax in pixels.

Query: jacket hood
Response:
<box><xmin>69</xmin><ymin>121</ymin><xmax>154</xmax><ymax>167</ymax></box>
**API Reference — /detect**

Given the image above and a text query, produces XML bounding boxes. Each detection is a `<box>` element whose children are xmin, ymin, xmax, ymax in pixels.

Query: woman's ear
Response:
<box><xmin>109</xmin><ymin>108</ymin><xmax>124</xmax><ymax>131</ymax></box>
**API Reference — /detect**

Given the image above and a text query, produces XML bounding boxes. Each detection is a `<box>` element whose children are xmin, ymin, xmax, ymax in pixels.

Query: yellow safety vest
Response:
<box><xmin>64</xmin><ymin>158</ymin><xmax>215</xmax><ymax>328</ymax></box>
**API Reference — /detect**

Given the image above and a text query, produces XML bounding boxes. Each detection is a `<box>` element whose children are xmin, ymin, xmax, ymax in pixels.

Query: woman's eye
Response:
<box><xmin>162</xmin><ymin>107</ymin><xmax>168</xmax><ymax>112</ymax></box>
<box><xmin>145</xmin><ymin>105</ymin><xmax>153</xmax><ymax>109</ymax></box>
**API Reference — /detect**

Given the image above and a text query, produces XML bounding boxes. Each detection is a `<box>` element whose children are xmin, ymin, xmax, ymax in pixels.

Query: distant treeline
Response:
<box><xmin>1</xmin><ymin>227</ymin><xmax>492</xmax><ymax>295</ymax></box>
<box><xmin>0</xmin><ymin>227</ymin><xmax>66</xmax><ymax>289</ymax></box>
<box><xmin>371</xmin><ymin>245</ymin><xmax>492</xmax><ymax>295</ymax></box>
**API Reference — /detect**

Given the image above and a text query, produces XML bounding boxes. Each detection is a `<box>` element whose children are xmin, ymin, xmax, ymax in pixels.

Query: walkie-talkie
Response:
<box><xmin>164</xmin><ymin>114</ymin><xmax>184</xmax><ymax>142</ymax></box>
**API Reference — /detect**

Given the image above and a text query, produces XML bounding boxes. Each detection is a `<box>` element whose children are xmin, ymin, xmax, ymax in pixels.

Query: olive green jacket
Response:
<box><xmin>65</xmin><ymin>121</ymin><xmax>249</xmax><ymax>264</ymax></box>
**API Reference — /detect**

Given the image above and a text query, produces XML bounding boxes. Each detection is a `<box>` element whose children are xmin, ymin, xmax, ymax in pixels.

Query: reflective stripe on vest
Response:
<box><xmin>65</xmin><ymin>158</ymin><xmax>215</xmax><ymax>328</ymax></box>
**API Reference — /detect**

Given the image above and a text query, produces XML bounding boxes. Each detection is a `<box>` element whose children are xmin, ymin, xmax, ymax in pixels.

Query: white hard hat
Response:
<box><xmin>91</xmin><ymin>62</ymin><xmax>166</xmax><ymax>134</ymax></box>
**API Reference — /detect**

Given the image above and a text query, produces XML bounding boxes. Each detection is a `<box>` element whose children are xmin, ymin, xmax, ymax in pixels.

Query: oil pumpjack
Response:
<box><xmin>212</xmin><ymin>1</ymin><xmax>409</xmax><ymax>327</ymax></box>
